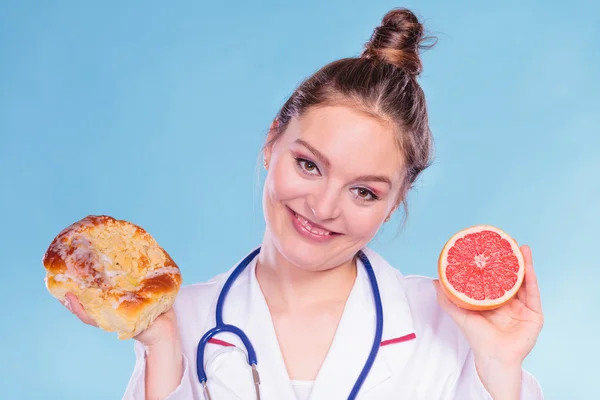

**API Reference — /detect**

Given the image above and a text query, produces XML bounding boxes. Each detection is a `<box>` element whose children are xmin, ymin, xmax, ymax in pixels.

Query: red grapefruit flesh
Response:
<box><xmin>438</xmin><ymin>225</ymin><xmax>525</xmax><ymax>311</ymax></box>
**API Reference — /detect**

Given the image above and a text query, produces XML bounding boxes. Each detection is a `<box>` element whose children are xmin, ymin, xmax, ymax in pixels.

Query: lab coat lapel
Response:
<box><xmin>361</xmin><ymin>248</ymin><xmax>419</xmax><ymax>395</ymax></box>
<box><xmin>243</xmin><ymin>260</ymin><xmax>298</xmax><ymax>400</ymax></box>
<box><xmin>309</xmin><ymin>248</ymin><xmax>418</xmax><ymax>400</ymax></box>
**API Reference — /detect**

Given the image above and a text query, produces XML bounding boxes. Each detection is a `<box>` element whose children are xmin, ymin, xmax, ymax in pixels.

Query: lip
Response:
<box><xmin>286</xmin><ymin>206</ymin><xmax>339</xmax><ymax>243</ymax></box>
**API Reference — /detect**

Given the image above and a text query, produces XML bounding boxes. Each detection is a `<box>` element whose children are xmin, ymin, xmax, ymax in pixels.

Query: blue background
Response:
<box><xmin>1</xmin><ymin>1</ymin><xmax>598</xmax><ymax>398</ymax></box>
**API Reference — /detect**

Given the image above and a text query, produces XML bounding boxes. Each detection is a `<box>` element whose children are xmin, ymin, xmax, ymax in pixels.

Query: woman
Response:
<box><xmin>66</xmin><ymin>8</ymin><xmax>544</xmax><ymax>400</ymax></box>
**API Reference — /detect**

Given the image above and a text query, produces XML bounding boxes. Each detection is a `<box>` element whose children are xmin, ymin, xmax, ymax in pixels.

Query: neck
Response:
<box><xmin>255</xmin><ymin>234</ymin><xmax>357</xmax><ymax>312</ymax></box>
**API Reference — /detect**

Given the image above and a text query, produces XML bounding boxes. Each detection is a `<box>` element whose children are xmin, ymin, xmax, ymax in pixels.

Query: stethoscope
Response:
<box><xmin>196</xmin><ymin>247</ymin><xmax>384</xmax><ymax>400</ymax></box>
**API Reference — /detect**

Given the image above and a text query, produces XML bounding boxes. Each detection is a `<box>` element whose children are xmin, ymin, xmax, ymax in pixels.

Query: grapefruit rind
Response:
<box><xmin>437</xmin><ymin>225</ymin><xmax>525</xmax><ymax>311</ymax></box>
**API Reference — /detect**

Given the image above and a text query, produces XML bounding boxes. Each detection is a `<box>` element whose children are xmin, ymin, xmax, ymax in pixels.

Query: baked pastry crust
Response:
<box><xmin>43</xmin><ymin>215</ymin><xmax>182</xmax><ymax>339</ymax></box>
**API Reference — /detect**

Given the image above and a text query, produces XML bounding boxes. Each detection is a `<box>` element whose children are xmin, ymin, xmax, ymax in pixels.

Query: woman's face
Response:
<box><xmin>262</xmin><ymin>105</ymin><xmax>405</xmax><ymax>271</ymax></box>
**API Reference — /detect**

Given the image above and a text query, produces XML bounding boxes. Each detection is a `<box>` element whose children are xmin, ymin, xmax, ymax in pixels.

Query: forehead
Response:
<box><xmin>281</xmin><ymin>105</ymin><xmax>404</xmax><ymax>179</ymax></box>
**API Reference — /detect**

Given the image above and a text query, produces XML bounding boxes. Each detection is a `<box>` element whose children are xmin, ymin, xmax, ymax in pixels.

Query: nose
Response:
<box><xmin>306</xmin><ymin>186</ymin><xmax>342</xmax><ymax>221</ymax></box>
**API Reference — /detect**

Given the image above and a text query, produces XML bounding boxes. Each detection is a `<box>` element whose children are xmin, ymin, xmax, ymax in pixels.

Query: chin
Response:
<box><xmin>277</xmin><ymin>240</ymin><xmax>335</xmax><ymax>271</ymax></box>
<box><xmin>270</xmin><ymin>219</ymin><xmax>357</xmax><ymax>272</ymax></box>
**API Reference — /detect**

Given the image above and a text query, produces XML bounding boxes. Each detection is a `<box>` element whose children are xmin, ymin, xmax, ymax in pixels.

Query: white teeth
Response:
<box><xmin>294</xmin><ymin>212</ymin><xmax>332</xmax><ymax>236</ymax></box>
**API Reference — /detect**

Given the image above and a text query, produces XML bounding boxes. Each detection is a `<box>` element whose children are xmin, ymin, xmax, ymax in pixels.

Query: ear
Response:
<box><xmin>263</xmin><ymin>119</ymin><xmax>279</xmax><ymax>168</ymax></box>
<box><xmin>385</xmin><ymin>208</ymin><xmax>396</xmax><ymax>221</ymax></box>
<box><xmin>385</xmin><ymin>202</ymin><xmax>400</xmax><ymax>221</ymax></box>
<box><xmin>389</xmin><ymin>183</ymin><xmax>410</xmax><ymax>218</ymax></box>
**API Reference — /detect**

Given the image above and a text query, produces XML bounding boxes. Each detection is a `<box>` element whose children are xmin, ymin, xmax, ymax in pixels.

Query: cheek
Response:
<box><xmin>267</xmin><ymin>158</ymin><xmax>308</xmax><ymax>202</ymax></box>
<box><xmin>344</xmin><ymin>207</ymin><xmax>386</xmax><ymax>239</ymax></box>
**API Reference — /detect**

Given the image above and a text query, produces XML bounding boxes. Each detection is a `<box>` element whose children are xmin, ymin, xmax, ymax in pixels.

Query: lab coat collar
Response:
<box><xmin>200</xmin><ymin>247</ymin><xmax>417</xmax><ymax>400</ymax></box>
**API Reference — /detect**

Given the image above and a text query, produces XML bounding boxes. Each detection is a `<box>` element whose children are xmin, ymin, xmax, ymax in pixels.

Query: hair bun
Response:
<box><xmin>362</xmin><ymin>8</ymin><xmax>435</xmax><ymax>76</ymax></box>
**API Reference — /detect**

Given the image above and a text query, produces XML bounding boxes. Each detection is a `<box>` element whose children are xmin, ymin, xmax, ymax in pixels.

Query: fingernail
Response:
<box><xmin>64</xmin><ymin>297</ymin><xmax>73</xmax><ymax>312</ymax></box>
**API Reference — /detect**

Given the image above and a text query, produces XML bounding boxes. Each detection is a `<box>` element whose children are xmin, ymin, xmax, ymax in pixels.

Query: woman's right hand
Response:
<box><xmin>64</xmin><ymin>292</ymin><xmax>185</xmax><ymax>398</ymax></box>
<box><xmin>63</xmin><ymin>292</ymin><xmax>180</xmax><ymax>347</ymax></box>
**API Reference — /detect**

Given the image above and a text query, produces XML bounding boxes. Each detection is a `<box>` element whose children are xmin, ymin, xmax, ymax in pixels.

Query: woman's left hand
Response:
<box><xmin>433</xmin><ymin>245</ymin><xmax>544</xmax><ymax>395</ymax></box>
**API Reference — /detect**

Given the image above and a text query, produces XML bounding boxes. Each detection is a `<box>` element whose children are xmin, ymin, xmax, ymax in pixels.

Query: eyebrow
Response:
<box><xmin>353</xmin><ymin>174</ymin><xmax>392</xmax><ymax>187</ymax></box>
<box><xmin>295</xmin><ymin>139</ymin><xmax>331</xmax><ymax>167</ymax></box>
<box><xmin>294</xmin><ymin>139</ymin><xmax>392</xmax><ymax>187</ymax></box>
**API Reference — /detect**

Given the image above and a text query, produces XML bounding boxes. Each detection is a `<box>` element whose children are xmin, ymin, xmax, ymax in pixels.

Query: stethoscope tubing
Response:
<box><xmin>196</xmin><ymin>247</ymin><xmax>383</xmax><ymax>400</ymax></box>
<box><xmin>197</xmin><ymin>248</ymin><xmax>261</xmax><ymax>383</ymax></box>
<box><xmin>347</xmin><ymin>250</ymin><xmax>384</xmax><ymax>399</ymax></box>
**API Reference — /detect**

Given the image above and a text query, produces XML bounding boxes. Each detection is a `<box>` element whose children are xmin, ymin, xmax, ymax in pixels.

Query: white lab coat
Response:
<box><xmin>122</xmin><ymin>247</ymin><xmax>544</xmax><ymax>399</ymax></box>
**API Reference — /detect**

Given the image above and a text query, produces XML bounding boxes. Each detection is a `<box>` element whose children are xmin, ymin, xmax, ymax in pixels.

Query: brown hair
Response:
<box><xmin>266</xmin><ymin>8</ymin><xmax>436</xmax><ymax>223</ymax></box>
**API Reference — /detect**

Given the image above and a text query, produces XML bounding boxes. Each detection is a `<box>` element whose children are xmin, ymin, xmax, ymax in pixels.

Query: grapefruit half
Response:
<box><xmin>438</xmin><ymin>225</ymin><xmax>525</xmax><ymax>311</ymax></box>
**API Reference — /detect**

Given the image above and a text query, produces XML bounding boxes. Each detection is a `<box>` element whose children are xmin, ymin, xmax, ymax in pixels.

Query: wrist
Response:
<box><xmin>475</xmin><ymin>356</ymin><xmax>523</xmax><ymax>400</ymax></box>
<box><xmin>135</xmin><ymin>309</ymin><xmax>181</xmax><ymax>348</ymax></box>
<box><xmin>144</xmin><ymin>328</ymin><xmax>184</xmax><ymax>398</ymax></box>
<box><xmin>144</xmin><ymin>333</ymin><xmax>182</xmax><ymax>357</ymax></box>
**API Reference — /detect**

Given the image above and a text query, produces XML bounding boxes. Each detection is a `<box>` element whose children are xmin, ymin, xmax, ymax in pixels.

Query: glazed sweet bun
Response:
<box><xmin>43</xmin><ymin>215</ymin><xmax>182</xmax><ymax>339</ymax></box>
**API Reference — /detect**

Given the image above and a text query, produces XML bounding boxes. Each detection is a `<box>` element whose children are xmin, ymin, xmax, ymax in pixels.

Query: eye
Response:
<box><xmin>351</xmin><ymin>187</ymin><xmax>379</xmax><ymax>203</ymax></box>
<box><xmin>295</xmin><ymin>157</ymin><xmax>321</xmax><ymax>176</ymax></box>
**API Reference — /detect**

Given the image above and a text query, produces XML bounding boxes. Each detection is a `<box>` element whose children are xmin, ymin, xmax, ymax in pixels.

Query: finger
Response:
<box><xmin>65</xmin><ymin>293</ymin><xmax>98</xmax><ymax>327</ymax></box>
<box><xmin>516</xmin><ymin>282</ymin><xmax>527</xmax><ymax>303</ymax></box>
<box><xmin>57</xmin><ymin>297</ymin><xmax>71</xmax><ymax>310</ymax></box>
<box><xmin>520</xmin><ymin>245</ymin><xmax>543</xmax><ymax>313</ymax></box>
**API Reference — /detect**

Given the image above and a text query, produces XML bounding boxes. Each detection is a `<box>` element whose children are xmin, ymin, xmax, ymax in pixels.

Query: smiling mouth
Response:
<box><xmin>288</xmin><ymin>207</ymin><xmax>339</xmax><ymax>237</ymax></box>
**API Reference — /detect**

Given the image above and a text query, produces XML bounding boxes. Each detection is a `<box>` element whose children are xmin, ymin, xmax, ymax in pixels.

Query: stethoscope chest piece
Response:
<box><xmin>202</xmin><ymin>345</ymin><xmax>261</xmax><ymax>399</ymax></box>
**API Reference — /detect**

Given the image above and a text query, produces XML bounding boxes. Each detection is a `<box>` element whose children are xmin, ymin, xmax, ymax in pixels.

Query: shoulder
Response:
<box><xmin>171</xmin><ymin>270</ymin><xmax>230</xmax><ymax>324</ymax></box>
<box><xmin>364</xmin><ymin>248</ymin><xmax>442</xmax><ymax>322</ymax></box>
<box><xmin>400</xmin><ymin>274</ymin><xmax>439</xmax><ymax>316</ymax></box>
<box><xmin>168</xmin><ymin>271</ymin><xmax>231</xmax><ymax>356</ymax></box>
<box><xmin>401</xmin><ymin>274</ymin><xmax>457</xmax><ymax>332</ymax></box>
<box><xmin>169</xmin><ymin>271</ymin><xmax>228</xmax><ymax>333</ymax></box>
<box><xmin>175</xmin><ymin>272</ymin><xmax>227</xmax><ymax>309</ymax></box>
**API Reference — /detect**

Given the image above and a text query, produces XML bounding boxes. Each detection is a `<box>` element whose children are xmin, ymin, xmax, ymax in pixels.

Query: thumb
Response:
<box><xmin>65</xmin><ymin>292</ymin><xmax>98</xmax><ymax>327</ymax></box>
